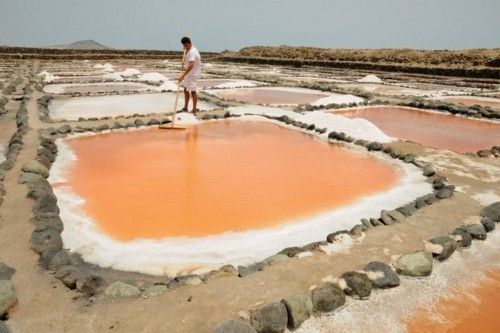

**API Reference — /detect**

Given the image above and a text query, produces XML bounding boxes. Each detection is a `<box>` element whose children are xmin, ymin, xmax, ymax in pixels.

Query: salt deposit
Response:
<box><xmin>50</xmin><ymin>117</ymin><xmax>429</xmax><ymax>276</ymax></box>
<box><xmin>102</xmin><ymin>72</ymin><xmax>124</xmax><ymax>81</ymax></box>
<box><xmin>120</xmin><ymin>68</ymin><xmax>141</xmax><ymax>77</ymax></box>
<box><xmin>227</xmin><ymin>106</ymin><xmax>394</xmax><ymax>143</ymax></box>
<box><xmin>43</xmin><ymin>82</ymin><xmax>152</xmax><ymax>94</ymax></box>
<box><xmin>94</xmin><ymin>63</ymin><xmax>114</xmax><ymax>72</ymax></box>
<box><xmin>311</xmin><ymin>93</ymin><xmax>364</xmax><ymax>106</ymax></box>
<box><xmin>37</xmin><ymin>71</ymin><xmax>60</xmax><ymax>83</ymax></box>
<box><xmin>357</xmin><ymin>74</ymin><xmax>382</xmax><ymax>83</ymax></box>
<box><xmin>138</xmin><ymin>72</ymin><xmax>169</xmax><ymax>82</ymax></box>
<box><xmin>156</xmin><ymin>81</ymin><xmax>178</xmax><ymax>92</ymax></box>
<box><xmin>48</xmin><ymin>93</ymin><xmax>216</xmax><ymax>120</ymax></box>
<box><xmin>213</xmin><ymin>80</ymin><xmax>257</xmax><ymax>89</ymax></box>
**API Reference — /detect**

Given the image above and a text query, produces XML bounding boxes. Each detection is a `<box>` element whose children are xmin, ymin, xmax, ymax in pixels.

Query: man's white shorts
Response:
<box><xmin>182</xmin><ymin>75</ymin><xmax>198</xmax><ymax>92</ymax></box>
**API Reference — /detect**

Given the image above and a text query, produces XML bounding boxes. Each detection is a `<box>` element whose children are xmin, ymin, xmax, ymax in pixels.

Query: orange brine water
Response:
<box><xmin>338</xmin><ymin>107</ymin><xmax>500</xmax><ymax>153</ymax></box>
<box><xmin>64</xmin><ymin>121</ymin><xmax>399</xmax><ymax>241</ymax></box>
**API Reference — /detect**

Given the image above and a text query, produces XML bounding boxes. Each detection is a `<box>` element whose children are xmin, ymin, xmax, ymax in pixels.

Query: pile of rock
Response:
<box><xmin>214</xmin><ymin>202</ymin><xmax>499</xmax><ymax>333</ymax></box>
<box><xmin>476</xmin><ymin>146</ymin><xmax>500</xmax><ymax>158</ymax></box>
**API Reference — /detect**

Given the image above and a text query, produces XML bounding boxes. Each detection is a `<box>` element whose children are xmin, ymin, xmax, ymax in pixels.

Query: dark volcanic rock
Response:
<box><xmin>462</xmin><ymin>224</ymin><xmax>487</xmax><ymax>240</ymax></box>
<box><xmin>39</xmin><ymin>249</ymin><xmax>71</xmax><ymax>270</ymax></box>
<box><xmin>29</xmin><ymin>226</ymin><xmax>63</xmax><ymax>254</ymax></box>
<box><xmin>363</xmin><ymin>261</ymin><xmax>400</xmax><ymax>289</ymax></box>
<box><xmin>281</xmin><ymin>294</ymin><xmax>312</xmax><ymax>329</ymax></box>
<box><xmin>340</xmin><ymin>271</ymin><xmax>372</xmax><ymax>299</ymax></box>
<box><xmin>326</xmin><ymin>230</ymin><xmax>349</xmax><ymax>243</ymax></box>
<box><xmin>311</xmin><ymin>282</ymin><xmax>346</xmax><ymax>313</ymax></box>
<box><xmin>451</xmin><ymin>228</ymin><xmax>472</xmax><ymax>248</ymax></box>
<box><xmin>429</xmin><ymin>236</ymin><xmax>457</xmax><ymax>261</ymax></box>
<box><xmin>214</xmin><ymin>320</ymin><xmax>257</xmax><ymax>333</ymax></box>
<box><xmin>481</xmin><ymin>202</ymin><xmax>500</xmax><ymax>222</ymax></box>
<box><xmin>250</xmin><ymin>302</ymin><xmax>288</xmax><ymax>333</ymax></box>
<box><xmin>367</xmin><ymin>142</ymin><xmax>382</xmax><ymax>151</ymax></box>
<box><xmin>0</xmin><ymin>262</ymin><xmax>16</xmax><ymax>280</ymax></box>
<box><xmin>32</xmin><ymin>192</ymin><xmax>59</xmax><ymax>215</ymax></box>
<box><xmin>481</xmin><ymin>217</ymin><xmax>495</xmax><ymax>232</ymax></box>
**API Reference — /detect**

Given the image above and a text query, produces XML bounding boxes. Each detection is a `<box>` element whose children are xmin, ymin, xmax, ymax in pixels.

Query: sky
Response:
<box><xmin>0</xmin><ymin>0</ymin><xmax>499</xmax><ymax>51</ymax></box>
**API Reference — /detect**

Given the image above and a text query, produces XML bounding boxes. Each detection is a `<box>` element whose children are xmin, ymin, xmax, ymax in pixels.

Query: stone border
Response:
<box><xmin>18</xmin><ymin>109</ymin><xmax>461</xmax><ymax>303</ymax></box>
<box><xmin>213</xmin><ymin>203</ymin><xmax>499</xmax><ymax>333</ymax></box>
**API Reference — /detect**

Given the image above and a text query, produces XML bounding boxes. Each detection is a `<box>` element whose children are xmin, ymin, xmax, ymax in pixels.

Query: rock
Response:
<box><xmin>262</xmin><ymin>254</ymin><xmax>288</xmax><ymax>267</ymax></box>
<box><xmin>57</xmin><ymin>125</ymin><xmax>72</xmax><ymax>134</ymax></box>
<box><xmin>477</xmin><ymin>150</ymin><xmax>492</xmax><ymax>157</ymax></box>
<box><xmin>26</xmin><ymin>178</ymin><xmax>52</xmax><ymax>200</ymax></box>
<box><xmin>380</xmin><ymin>210</ymin><xmax>395</xmax><ymax>225</ymax></box>
<box><xmin>238</xmin><ymin>263</ymin><xmax>263</xmax><ymax>277</ymax></box>
<box><xmin>278</xmin><ymin>246</ymin><xmax>304</xmax><ymax>257</ymax></box>
<box><xmin>415</xmin><ymin>199</ymin><xmax>428</xmax><ymax>209</ymax></box>
<box><xmin>214</xmin><ymin>319</ymin><xmax>257</xmax><ymax>333</ymax></box>
<box><xmin>311</xmin><ymin>282</ymin><xmax>346</xmax><ymax>313</ymax></box>
<box><xmin>54</xmin><ymin>265</ymin><xmax>82</xmax><ymax>289</ymax></box>
<box><xmin>21</xmin><ymin>160</ymin><xmax>49</xmax><ymax>178</ymax></box>
<box><xmin>40</xmin><ymin>137</ymin><xmax>57</xmax><ymax>154</ymax></box>
<box><xmin>96</xmin><ymin>124</ymin><xmax>110</xmax><ymax>131</ymax></box>
<box><xmin>302</xmin><ymin>241</ymin><xmax>329</xmax><ymax>252</ymax></box>
<box><xmin>38</xmin><ymin>146</ymin><xmax>55</xmax><ymax>162</ymax></box>
<box><xmin>403</xmin><ymin>154</ymin><xmax>417</xmax><ymax>163</ymax></box>
<box><xmin>19</xmin><ymin>171</ymin><xmax>44</xmax><ymax>184</ymax></box>
<box><xmin>105</xmin><ymin>281</ymin><xmax>141</xmax><ymax>299</ymax></box>
<box><xmin>422</xmin><ymin>166</ymin><xmax>436</xmax><ymax>177</ymax></box>
<box><xmin>436</xmin><ymin>186</ymin><xmax>454</xmax><ymax>199</ymax></box>
<box><xmin>29</xmin><ymin>226</ymin><xmax>62</xmax><ymax>254</ymax></box>
<box><xmin>451</xmin><ymin>228</ymin><xmax>472</xmax><ymax>247</ymax></box>
<box><xmin>111</xmin><ymin>122</ymin><xmax>123</xmax><ymax>129</ymax></box>
<box><xmin>281</xmin><ymin>294</ymin><xmax>312</xmax><ymax>329</ymax></box>
<box><xmin>167</xmin><ymin>274</ymin><xmax>203</xmax><ymax>289</ymax></box>
<box><xmin>32</xmin><ymin>192</ymin><xmax>59</xmax><ymax>215</ymax></box>
<box><xmin>250</xmin><ymin>302</ymin><xmax>288</xmax><ymax>333</ymax></box>
<box><xmin>76</xmin><ymin>275</ymin><xmax>104</xmax><ymax>297</ymax></box>
<box><xmin>462</xmin><ymin>224</ymin><xmax>487</xmax><ymax>240</ymax></box>
<box><xmin>326</xmin><ymin>230</ymin><xmax>349</xmax><ymax>243</ymax></box>
<box><xmin>143</xmin><ymin>285</ymin><xmax>167</xmax><ymax>297</ymax></box>
<box><xmin>147</xmin><ymin>118</ymin><xmax>160</xmax><ymax>125</ymax></box>
<box><xmin>363</xmin><ymin>261</ymin><xmax>400</xmax><ymax>288</ymax></box>
<box><xmin>481</xmin><ymin>217</ymin><xmax>495</xmax><ymax>232</ymax></box>
<box><xmin>203</xmin><ymin>266</ymin><xmax>238</xmax><ymax>282</ymax></box>
<box><xmin>35</xmin><ymin>154</ymin><xmax>52</xmax><ymax>169</ymax></box>
<box><xmin>30</xmin><ymin>213</ymin><xmax>64</xmax><ymax>232</ymax></box>
<box><xmin>0</xmin><ymin>321</ymin><xmax>11</xmax><ymax>333</ymax></box>
<box><xmin>361</xmin><ymin>218</ymin><xmax>372</xmax><ymax>229</ymax></box>
<box><xmin>134</xmin><ymin>119</ymin><xmax>145</xmax><ymax>126</ymax></box>
<box><xmin>350</xmin><ymin>224</ymin><xmax>366</xmax><ymax>236</ymax></box>
<box><xmin>367</xmin><ymin>142</ymin><xmax>382</xmax><ymax>151</ymax></box>
<box><xmin>0</xmin><ymin>262</ymin><xmax>15</xmax><ymax>280</ymax></box>
<box><xmin>395</xmin><ymin>251</ymin><xmax>433</xmax><ymax>277</ymax></box>
<box><xmin>386</xmin><ymin>210</ymin><xmax>406</xmax><ymax>223</ymax></box>
<box><xmin>429</xmin><ymin>236</ymin><xmax>457</xmax><ymax>261</ymax></box>
<box><xmin>481</xmin><ymin>202</ymin><xmax>500</xmax><ymax>222</ymax></box>
<box><xmin>340</xmin><ymin>271</ymin><xmax>372</xmax><ymax>299</ymax></box>
<box><xmin>39</xmin><ymin>249</ymin><xmax>71</xmax><ymax>270</ymax></box>
<box><xmin>370</xmin><ymin>218</ymin><xmax>383</xmax><ymax>226</ymax></box>
<box><xmin>0</xmin><ymin>280</ymin><xmax>17</xmax><ymax>317</ymax></box>
<box><xmin>425</xmin><ymin>195</ymin><xmax>438</xmax><ymax>205</ymax></box>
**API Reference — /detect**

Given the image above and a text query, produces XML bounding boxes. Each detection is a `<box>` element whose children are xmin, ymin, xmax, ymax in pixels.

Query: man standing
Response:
<box><xmin>178</xmin><ymin>37</ymin><xmax>202</xmax><ymax>114</ymax></box>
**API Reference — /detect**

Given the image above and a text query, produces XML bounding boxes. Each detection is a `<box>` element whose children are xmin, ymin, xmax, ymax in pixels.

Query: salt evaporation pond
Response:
<box><xmin>48</xmin><ymin>93</ymin><xmax>215</xmax><ymax>120</ymax></box>
<box><xmin>43</xmin><ymin>82</ymin><xmax>152</xmax><ymax>94</ymax></box>
<box><xmin>208</xmin><ymin>87</ymin><xmax>363</xmax><ymax>106</ymax></box>
<box><xmin>51</xmin><ymin>120</ymin><xmax>430</xmax><ymax>275</ymax></box>
<box><xmin>336</xmin><ymin>106</ymin><xmax>500</xmax><ymax>153</ymax></box>
<box><xmin>438</xmin><ymin>96</ymin><xmax>500</xmax><ymax>110</ymax></box>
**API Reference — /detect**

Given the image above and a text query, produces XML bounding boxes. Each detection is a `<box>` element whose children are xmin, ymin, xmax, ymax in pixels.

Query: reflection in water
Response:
<box><xmin>338</xmin><ymin>106</ymin><xmax>500</xmax><ymax>153</ymax></box>
<box><xmin>65</xmin><ymin>121</ymin><xmax>399</xmax><ymax>241</ymax></box>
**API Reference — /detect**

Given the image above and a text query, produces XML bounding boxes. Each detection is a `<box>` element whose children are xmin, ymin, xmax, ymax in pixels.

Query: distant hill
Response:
<box><xmin>51</xmin><ymin>39</ymin><xmax>110</xmax><ymax>50</ymax></box>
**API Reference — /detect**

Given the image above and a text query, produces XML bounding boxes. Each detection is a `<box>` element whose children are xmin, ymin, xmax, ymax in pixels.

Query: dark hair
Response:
<box><xmin>181</xmin><ymin>37</ymin><xmax>191</xmax><ymax>45</ymax></box>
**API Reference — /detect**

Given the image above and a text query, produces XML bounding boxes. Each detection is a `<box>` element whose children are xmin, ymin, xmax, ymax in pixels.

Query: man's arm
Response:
<box><xmin>178</xmin><ymin>61</ymin><xmax>194</xmax><ymax>81</ymax></box>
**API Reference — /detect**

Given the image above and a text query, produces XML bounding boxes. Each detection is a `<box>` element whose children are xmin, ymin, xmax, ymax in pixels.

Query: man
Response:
<box><xmin>178</xmin><ymin>37</ymin><xmax>202</xmax><ymax>114</ymax></box>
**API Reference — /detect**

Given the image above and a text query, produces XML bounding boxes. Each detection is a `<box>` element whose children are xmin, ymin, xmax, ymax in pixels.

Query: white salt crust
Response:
<box><xmin>50</xmin><ymin>114</ymin><xmax>431</xmax><ymax>276</ymax></box>
<box><xmin>296</xmin><ymin>230</ymin><xmax>500</xmax><ymax>333</ymax></box>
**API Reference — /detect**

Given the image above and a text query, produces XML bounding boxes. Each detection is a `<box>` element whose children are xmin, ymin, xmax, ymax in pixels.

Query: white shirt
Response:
<box><xmin>184</xmin><ymin>46</ymin><xmax>201</xmax><ymax>77</ymax></box>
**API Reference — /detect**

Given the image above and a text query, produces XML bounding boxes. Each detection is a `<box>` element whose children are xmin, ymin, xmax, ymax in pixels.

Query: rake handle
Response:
<box><xmin>171</xmin><ymin>48</ymin><xmax>188</xmax><ymax>128</ymax></box>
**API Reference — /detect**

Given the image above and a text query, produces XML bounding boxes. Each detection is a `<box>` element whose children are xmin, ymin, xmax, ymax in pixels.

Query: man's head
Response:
<box><xmin>181</xmin><ymin>36</ymin><xmax>192</xmax><ymax>51</ymax></box>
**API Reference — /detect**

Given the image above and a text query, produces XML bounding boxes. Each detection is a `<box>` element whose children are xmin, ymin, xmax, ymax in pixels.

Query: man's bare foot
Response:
<box><xmin>178</xmin><ymin>107</ymin><xmax>188</xmax><ymax>113</ymax></box>
<box><xmin>191</xmin><ymin>108</ymin><xmax>200</xmax><ymax>115</ymax></box>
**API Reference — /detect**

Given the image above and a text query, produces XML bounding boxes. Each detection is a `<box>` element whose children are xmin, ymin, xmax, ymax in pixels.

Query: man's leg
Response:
<box><xmin>191</xmin><ymin>91</ymin><xmax>198</xmax><ymax>113</ymax></box>
<box><xmin>183</xmin><ymin>88</ymin><xmax>189</xmax><ymax>111</ymax></box>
